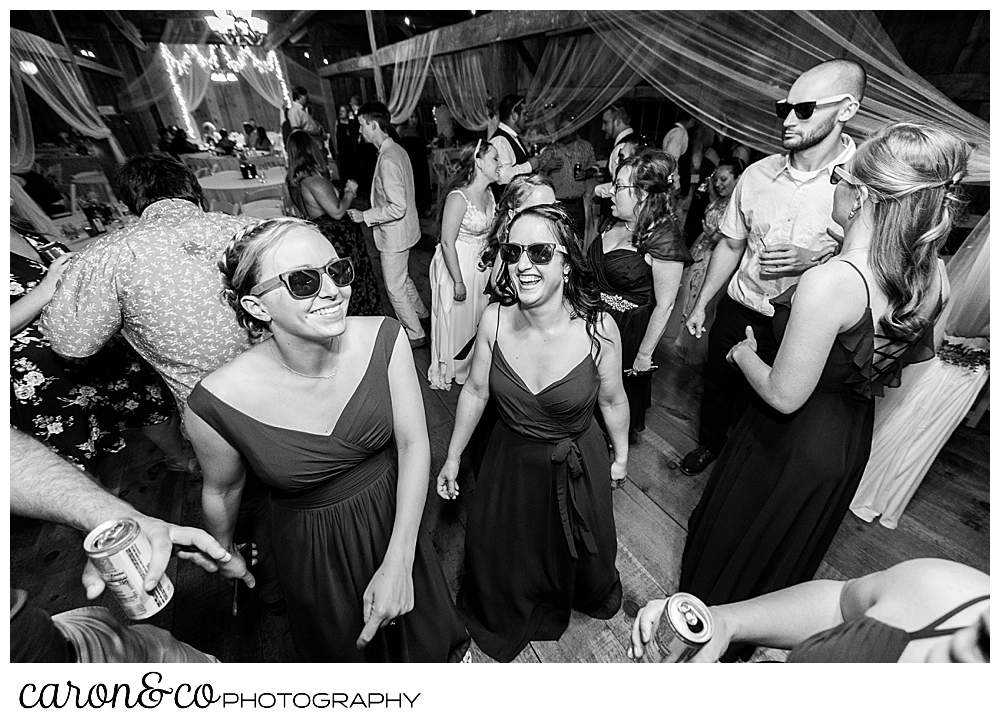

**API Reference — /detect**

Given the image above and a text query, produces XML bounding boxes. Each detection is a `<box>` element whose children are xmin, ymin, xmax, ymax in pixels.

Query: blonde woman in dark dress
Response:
<box><xmin>187</xmin><ymin>218</ymin><xmax>468</xmax><ymax>662</ymax></box>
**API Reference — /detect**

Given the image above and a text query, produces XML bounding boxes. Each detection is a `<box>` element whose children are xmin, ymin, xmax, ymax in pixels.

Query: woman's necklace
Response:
<box><xmin>269</xmin><ymin>339</ymin><xmax>338</xmax><ymax>379</ymax></box>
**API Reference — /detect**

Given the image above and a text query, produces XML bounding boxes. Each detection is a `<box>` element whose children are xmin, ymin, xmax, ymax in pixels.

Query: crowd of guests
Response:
<box><xmin>11</xmin><ymin>58</ymin><xmax>989</xmax><ymax>665</ymax></box>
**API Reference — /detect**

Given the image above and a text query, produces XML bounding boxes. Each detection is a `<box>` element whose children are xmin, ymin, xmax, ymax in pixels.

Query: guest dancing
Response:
<box><xmin>436</xmin><ymin>204</ymin><xmax>629</xmax><ymax>662</ymax></box>
<box><xmin>285</xmin><ymin>130</ymin><xmax>383</xmax><ymax>316</ymax></box>
<box><xmin>428</xmin><ymin>140</ymin><xmax>499</xmax><ymax>390</ymax></box>
<box><xmin>590</xmin><ymin>151</ymin><xmax>692</xmax><ymax>443</ymax></box>
<box><xmin>470</xmin><ymin>173</ymin><xmax>557</xmax><ymax>477</ymax></box>
<box><xmin>673</xmin><ymin>158</ymin><xmax>745</xmax><ymax>366</ymax></box>
<box><xmin>679</xmin><ymin>122</ymin><xmax>969</xmax><ymax>661</ymax></box>
<box><xmin>10</xmin><ymin>216</ymin><xmax>188</xmax><ymax>482</ymax></box>
<box><xmin>187</xmin><ymin>218</ymin><xmax>469</xmax><ymax>662</ymax></box>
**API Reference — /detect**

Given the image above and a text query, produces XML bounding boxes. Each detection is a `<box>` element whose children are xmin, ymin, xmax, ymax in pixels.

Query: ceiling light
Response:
<box><xmin>404</xmin><ymin>17</ymin><xmax>410</xmax><ymax>26</ymax></box>
<box><xmin>205</xmin><ymin>10</ymin><xmax>268</xmax><ymax>46</ymax></box>
<box><xmin>19</xmin><ymin>60</ymin><xmax>38</xmax><ymax>75</ymax></box>
<box><xmin>303</xmin><ymin>51</ymin><xmax>310</xmax><ymax>59</ymax></box>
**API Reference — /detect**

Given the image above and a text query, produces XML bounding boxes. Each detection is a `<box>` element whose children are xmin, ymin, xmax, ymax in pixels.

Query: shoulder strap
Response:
<box><xmin>839</xmin><ymin>259</ymin><xmax>870</xmax><ymax>307</ymax></box>
<box><xmin>908</xmin><ymin>595</ymin><xmax>990</xmax><ymax>640</ymax></box>
<box><xmin>376</xmin><ymin>317</ymin><xmax>401</xmax><ymax>368</ymax></box>
<box><xmin>447</xmin><ymin>188</ymin><xmax>468</xmax><ymax>203</ymax></box>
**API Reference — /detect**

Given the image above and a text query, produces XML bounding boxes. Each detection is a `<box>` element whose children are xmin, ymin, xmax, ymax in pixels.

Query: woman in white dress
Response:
<box><xmin>428</xmin><ymin>140</ymin><xmax>500</xmax><ymax>390</ymax></box>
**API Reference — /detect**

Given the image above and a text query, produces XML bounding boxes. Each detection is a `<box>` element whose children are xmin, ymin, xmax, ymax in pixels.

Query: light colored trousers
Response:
<box><xmin>53</xmin><ymin>606</ymin><xmax>218</xmax><ymax>663</ymax></box>
<box><xmin>380</xmin><ymin>247</ymin><xmax>427</xmax><ymax>340</ymax></box>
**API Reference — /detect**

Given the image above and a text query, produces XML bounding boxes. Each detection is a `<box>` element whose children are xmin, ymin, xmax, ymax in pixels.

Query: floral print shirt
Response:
<box><xmin>40</xmin><ymin>199</ymin><xmax>254</xmax><ymax>408</ymax></box>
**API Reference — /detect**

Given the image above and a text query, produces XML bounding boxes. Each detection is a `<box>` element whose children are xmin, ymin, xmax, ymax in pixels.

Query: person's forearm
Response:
<box><xmin>385</xmin><ymin>436</ymin><xmax>430</xmax><ymax>569</ymax></box>
<box><xmin>732</xmin><ymin>345</ymin><xmax>798</xmax><ymax>414</ymax></box>
<box><xmin>598</xmin><ymin>394</ymin><xmax>630</xmax><ymax>466</ymax></box>
<box><xmin>445</xmin><ymin>386</ymin><xmax>489</xmax><ymax>463</ymax></box>
<box><xmin>693</xmin><ymin>240</ymin><xmax>743</xmax><ymax>310</ymax></box>
<box><xmin>441</xmin><ymin>240</ymin><xmax>464</xmax><ymax>286</ymax></box>
<box><xmin>637</xmin><ymin>304</ymin><xmax>674</xmax><ymax>360</ymax></box>
<box><xmin>201</xmin><ymin>485</ymin><xmax>244</xmax><ymax>550</ymax></box>
<box><xmin>10</xmin><ymin>429</ymin><xmax>136</xmax><ymax>531</ymax></box>
<box><xmin>712</xmin><ymin>579</ymin><xmax>846</xmax><ymax>650</ymax></box>
<box><xmin>10</xmin><ymin>289</ymin><xmax>52</xmax><ymax>335</ymax></box>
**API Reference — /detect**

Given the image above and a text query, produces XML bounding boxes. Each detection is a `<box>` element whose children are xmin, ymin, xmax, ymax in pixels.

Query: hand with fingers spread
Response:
<box><xmin>81</xmin><ymin>514</ymin><xmax>254</xmax><ymax>599</ymax></box>
<box><xmin>759</xmin><ymin>243</ymin><xmax>827</xmax><ymax>275</ymax></box>
<box><xmin>356</xmin><ymin>557</ymin><xmax>414</xmax><ymax>649</ymax></box>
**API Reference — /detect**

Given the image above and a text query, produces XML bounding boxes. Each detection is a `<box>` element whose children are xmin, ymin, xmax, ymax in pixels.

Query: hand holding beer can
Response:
<box><xmin>84</xmin><ymin>519</ymin><xmax>174</xmax><ymax>620</ymax></box>
<box><xmin>643</xmin><ymin>592</ymin><xmax>713</xmax><ymax>663</ymax></box>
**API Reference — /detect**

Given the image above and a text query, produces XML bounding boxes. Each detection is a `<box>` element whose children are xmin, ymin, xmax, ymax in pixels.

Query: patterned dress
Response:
<box><xmin>11</xmin><ymin>250</ymin><xmax>174</xmax><ymax>472</ymax></box>
<box><xmin>428</xmin><ymin>188</ymin><xmax>495</xmax><ymax>390</ymax></box>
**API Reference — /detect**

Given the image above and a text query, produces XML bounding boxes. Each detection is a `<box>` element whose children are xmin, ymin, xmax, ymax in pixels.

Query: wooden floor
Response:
<box><xmin>11</xmin><ymin>236</ymin><xmax>990</xmax><ymax>663</ymax></box>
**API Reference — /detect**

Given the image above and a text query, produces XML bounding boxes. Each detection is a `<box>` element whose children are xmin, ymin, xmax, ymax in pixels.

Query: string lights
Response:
<box><xmin>159</xmin><ymin>44</ymin><xmax>292</xmax><ymax>138</ymax></box>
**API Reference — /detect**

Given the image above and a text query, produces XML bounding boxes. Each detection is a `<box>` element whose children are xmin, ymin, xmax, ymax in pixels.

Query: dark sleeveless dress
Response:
<box><xmin>786</xmin><ymin>595</ymin><xmax>989</xmax><ymax>663</ymax></box>
<box><xmin>288</xmin><ymin>174</ymin><xmax>383</xmax><ymax>317</ymax></box>
<box><xmin>589</xmin><ymin>221</ymin><xmax>692</xmax><ymax>434</ymax></box>
<box><xmin>457</xmin><ymin>335</ymin><xmax>622</xmax><ymax>662</ymax></box>
<box><xmin>680</xmin><ymin>261</ymin><xmax>935</xmax><ymax>658</ymax></box>
<box><xmin>187</xmin><ymin>319</ymin><xmax>469</xmax><ymax>662</ymax></box>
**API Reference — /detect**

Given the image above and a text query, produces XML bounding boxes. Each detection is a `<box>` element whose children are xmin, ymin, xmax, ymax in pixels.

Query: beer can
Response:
<box><xmin>84</xmin><ymin>519</ymin><xmax>174</xmax><ymax>620</ymax></box>
<box><xmin>649</xmin><ymin>592</ymin><xmax>713</xmax><ymax>663</ymax></box>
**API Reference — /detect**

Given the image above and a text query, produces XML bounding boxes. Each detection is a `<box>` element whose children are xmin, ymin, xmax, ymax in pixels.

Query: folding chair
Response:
<box><xmin>240</xmin><ymin>198</ymin><xmax>285</xmax><ymax>219</ymax></box>
<box><xmin>208</xmin><ymin>199</ymin><xmax>241</xmax><ymax>215</ymax></box>
<box><xmin>244</xmin><ymin>186</ymin><xmax>284</xmax><ymax>204</ymax></box>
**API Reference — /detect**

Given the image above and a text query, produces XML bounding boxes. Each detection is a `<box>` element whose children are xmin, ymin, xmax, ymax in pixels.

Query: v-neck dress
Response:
<box><xmin>457</xmin><ymin>336</ymin><xmax>622</xmax><ymax>662</ymax></box>
<box><xmin>187</xmin><ymin>318</ymin><xmax>469</xmax><ymax>662</ymax></box>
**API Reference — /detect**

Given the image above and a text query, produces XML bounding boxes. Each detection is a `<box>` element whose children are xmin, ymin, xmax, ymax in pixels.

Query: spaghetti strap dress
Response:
<box><xmin>187</xmin><ymin>318</ymin><xmax>469</xmax><ymax>662</ymax></box>
<box><xmin>457</xmin><ymin>325</ymin><xmax>622</xmax><ymax>662</ymax></box>
<box><xmin>428</xmin><ymin>188</ymin><xmax>495</xmax><ymax>390</ymax></box>
<box><xmin>680</xmin><ymin>261</ymin><xmax>935</xmax><ymax>654</ymax></box>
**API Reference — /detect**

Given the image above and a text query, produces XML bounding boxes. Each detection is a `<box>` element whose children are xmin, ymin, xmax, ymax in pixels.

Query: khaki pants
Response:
<box><xmin>380</xmin><ymin>247</ymin><xmax>427</xmax><ymax>340</ymax></box>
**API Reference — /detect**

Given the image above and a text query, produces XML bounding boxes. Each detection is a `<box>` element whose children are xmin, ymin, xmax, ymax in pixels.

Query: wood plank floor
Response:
<box><xmin>11</xmin><ymin>238</ymin><xmax>989</xmax><ymax>663</ymax></box>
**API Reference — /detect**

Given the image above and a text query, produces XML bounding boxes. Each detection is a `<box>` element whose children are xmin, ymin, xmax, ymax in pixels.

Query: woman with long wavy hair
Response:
<box><xmin>285</xmin><ymin>129</ymin><xmax>382</xmax><ymax>316</ymax></box>
<box><xmin>590</xmin><ymin>149</ymin><xmax>692</xmax><ymax>443</ymax></box>
<box><xmin>679</xmin><ymin>122</ymin><xmax>970</xmax><ymax>661</ymax></box>
<box><xmin>427</xmin><ymin>140</ymin><xmax>499</xmax><ymax>390</ymax></box>
<box><xmin>435</xmin><ymin>203</ymin><xmax>630</xmax><ymax>662</ymax></box>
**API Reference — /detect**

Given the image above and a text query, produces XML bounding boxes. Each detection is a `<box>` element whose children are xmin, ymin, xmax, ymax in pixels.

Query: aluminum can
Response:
<box><xmin>84</xmin><ymin>519</ymin><xmax>174</xmax><ymax>620</ymax></box>
<box><xmin>650</xmin><ymin>592</ymin><xmax>713</xmax><ymax>663</ymax></box>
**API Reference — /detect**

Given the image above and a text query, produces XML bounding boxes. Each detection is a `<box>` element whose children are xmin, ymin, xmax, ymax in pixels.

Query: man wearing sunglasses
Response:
<box><xmin>347</xmin><ymin>101</ymin><xmax>428</xmax><ymax>348</ymax></box>
<box><xmin>679</xmin><ymin>58</ymin><xmax>866</xmax><ymax>476</ymax></box>
<box><xmin>489</xmin><ymin>94</ymin><xmax>561</xmax><ymax>188</ymax></box>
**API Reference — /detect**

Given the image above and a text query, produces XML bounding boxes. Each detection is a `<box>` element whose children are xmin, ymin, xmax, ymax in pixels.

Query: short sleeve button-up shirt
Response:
<box><xmin>40</xmin><ymin>199</ymin><xmax>254</xmax><ymax>408</ymax></box>
<box><xmin>718</xmin><ymin>134</ymin><xmax>856</xmax><ymax>316</ymax></box>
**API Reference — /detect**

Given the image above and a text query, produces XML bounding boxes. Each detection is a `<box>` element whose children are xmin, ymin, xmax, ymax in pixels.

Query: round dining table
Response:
<box><xmin>199</xmin><ymin>169</ymin><xmax>289</xmax><ymax>206</ymax></box>
<box><xmin>183</xmin><ymin>151</ymin><xmax>286</xmax><ymax>175</ymax></box>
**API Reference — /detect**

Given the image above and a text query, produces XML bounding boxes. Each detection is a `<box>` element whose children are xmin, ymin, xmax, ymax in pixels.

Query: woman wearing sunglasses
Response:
<box><xmin>679</xmin><ymin>122</ymin><xmax>969</xmax><ymax>661</ymax></box>
<box><xmin>428</xmin><ymin>139</ymin><xmax>499</xmax><ymax>391</ymax></box>
<box><xmin>185</xmin><ymin>218</ymin><xmax>470</xmax><ymax>662</ymax></box>
<box><xmin>436</xmin><ymin>204</ymin><xmax>629</xmax><ymax>662</ymax></box>
<box><xmin>590</xmin><ymin>150</ymin><xmax>692</xmax><ymax>444</ymax></box>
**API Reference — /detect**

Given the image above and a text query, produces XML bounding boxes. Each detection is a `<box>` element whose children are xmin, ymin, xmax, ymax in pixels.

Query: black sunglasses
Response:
<box><xmin>249</xmin><ymin>258</ymin><xmax>354</xmax><ymax>300</ymax></box>
<box><xmin>499</xmin><ymin>242</ymin><xmax>567</xmax><ymax>265</ymax></box>
<box><xmin>775</xmin><ymin>93</ymin><xmax>857</xmax><ymax>121</ymax></box>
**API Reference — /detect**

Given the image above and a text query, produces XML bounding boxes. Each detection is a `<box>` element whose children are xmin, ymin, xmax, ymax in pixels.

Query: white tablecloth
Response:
<box><xmin>851</xmin><ymin>348</ymin><xmax>989</xmax><ymax>529</ymax></box>
<box><xmin>198</xmin><ymin>170</ymin><xmax>289</xmax><ymax>206</ymax></box>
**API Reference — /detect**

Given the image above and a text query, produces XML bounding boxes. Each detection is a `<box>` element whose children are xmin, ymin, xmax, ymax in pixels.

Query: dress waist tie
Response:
<box><xmin>550</xmin><ymin>438</ymin><xmax>599</xmax><ymax>560</ymax></box>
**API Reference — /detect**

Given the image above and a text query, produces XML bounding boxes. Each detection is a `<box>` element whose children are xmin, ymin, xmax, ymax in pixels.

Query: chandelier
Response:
<box><xmin>205</xmin><ymin>10</ymin><xmax>268</xmax><ymax>47</ymax></box>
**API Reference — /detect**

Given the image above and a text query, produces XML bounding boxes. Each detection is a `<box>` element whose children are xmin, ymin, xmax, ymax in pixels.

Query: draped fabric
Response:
<box><xmin>584</xmin><ymin>10</ymin><xmax>989</xmax><ymax>183</ymax></box>
<box><xmin>524</xmin><ymin>34</ymin><xmax>640</xmax><ymax>143</ymax></box>
<box><xmin>117</xmin><ymin>45</ymin><xmax>212</xmax><ymax>137</ymax></box>
<box><xmin>11</xmin><ymin>177</ymin><xmax>62</xmax><ymax>239</ymax></box>
<box><xmin>104</xmin><ymin>10</ymin><xmax>148</xmax><ymax>51</ymax></box>
<box><xmin>388</xmin><ymin>32</ymin><xmax>437</xmax><ymax>124</ymax></box>
<box><xmin>11</xmin><ymin>64</ymin><xmax>35</xmax><ymax>174</ymax></box>
<box><xmin>10</xmin><ymin>29</ymin><xmax>126</xmax><ymax>164</ymax></box>
<box><xmin>942</xmin><ymin>213</ymin><xmax>990</xmax><ymax>339</ymax></box>
<box><xmin>430</xmin><ymin>51</ymin><xmax>493</xmax><ymax>131</ymax></box>
<box><xmin>228</xmin><ymin>48</ymin><xmax>286</xmax><ymax>110</ymax></box>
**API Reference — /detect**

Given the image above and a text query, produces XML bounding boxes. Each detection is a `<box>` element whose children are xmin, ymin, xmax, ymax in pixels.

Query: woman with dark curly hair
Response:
<box><xmin>436</xmin><ymin>203</ymin><xmax>630</xmax><ymax>662</ymax></box>
<box><xmin>590</xmin><ymin>150</ymin><xmax>692</xmax><ymax>443</ymax></box>
<box><xmin>185</xmin><ymin>218</ymin><xmax>469</xmax><ymax>662</ymax></box>
<box><xmin>285</xmin><ymin>130</ymin><xmax>382</xmax><ymax>316</ymax></box>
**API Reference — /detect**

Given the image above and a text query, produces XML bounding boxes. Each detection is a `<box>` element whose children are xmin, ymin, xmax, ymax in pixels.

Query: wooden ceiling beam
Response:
<box><xmin>264</xmin><ymin>10</ymin><xmax>318</xmax><ymax>51</ymax></box>
<box><xmin>320</xmin><ymin>9</ymin><xmax>584</xmax><ymax>77</ymax></box>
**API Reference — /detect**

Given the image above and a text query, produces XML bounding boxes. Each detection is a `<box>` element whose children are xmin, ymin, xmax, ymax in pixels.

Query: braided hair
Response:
<box><xmin>217</xmin><ymin>217</ymin><xmax>320</xmax><ymax>341</ymax></box>
<box><xmin>850</xmin><ymin>122</ymin><xmax>971</xmax><ymax>340</ymax></box>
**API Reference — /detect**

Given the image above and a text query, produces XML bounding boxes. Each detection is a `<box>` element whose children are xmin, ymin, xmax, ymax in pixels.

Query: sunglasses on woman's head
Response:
<box><xmin>249</xmin><ymin>258</ymin><xmax>354</xmax><ymax>300</ymax></box>
<box><xmin>499</xmin><ymin>242</ymin><xmax>567</xmax><ymax>265</ymax></box>
<box><xmin>775</xmin><ymin>93</ymin><xmax>857</xmax><ymax>121</ymax></box>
